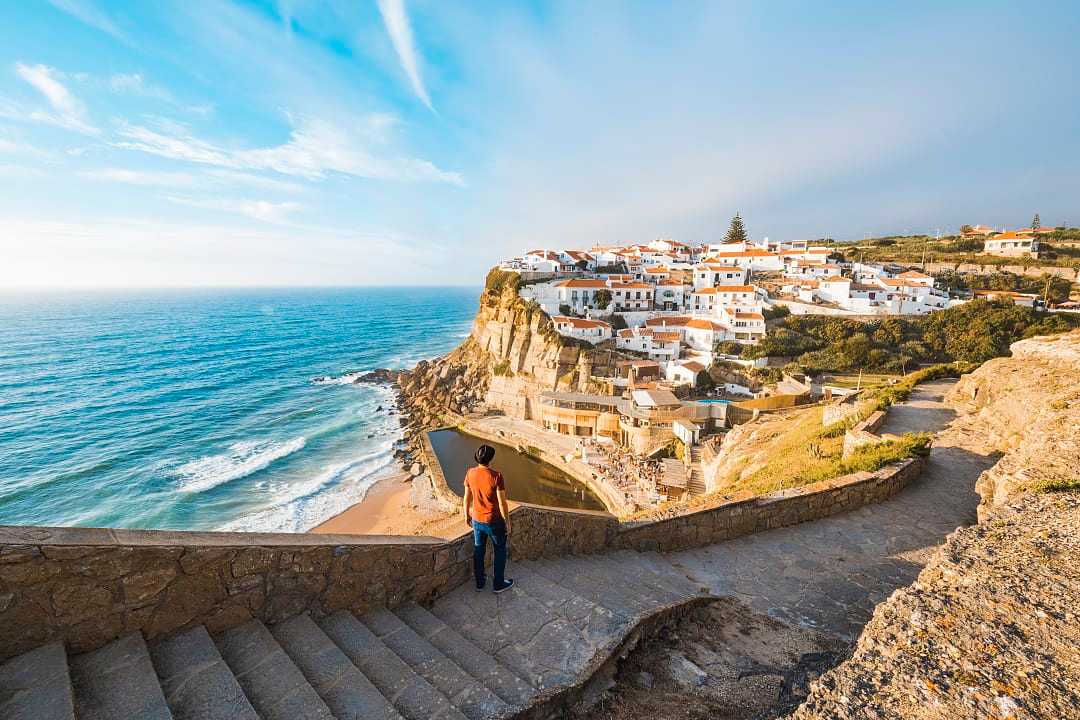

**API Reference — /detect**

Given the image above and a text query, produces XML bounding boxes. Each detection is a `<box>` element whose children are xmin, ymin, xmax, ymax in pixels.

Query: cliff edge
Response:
<box><xmin>788</xmin><ymin>330</ymin><xmax>1080</xmax><ymax>720</ymax></box>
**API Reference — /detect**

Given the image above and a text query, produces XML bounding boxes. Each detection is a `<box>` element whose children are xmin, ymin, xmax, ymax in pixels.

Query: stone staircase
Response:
<box><xmin>0</xmin><ymin>551</ymin><xmax>706</xmax><ymax>720</ymax></box>
<box><xmin>687</xmin><ymin>447</ymin><xmax>706</xmax><ymax>496</ymax></box>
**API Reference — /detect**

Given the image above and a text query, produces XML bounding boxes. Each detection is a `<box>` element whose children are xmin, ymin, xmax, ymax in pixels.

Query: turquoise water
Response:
<box><xmin>697</xmin><ymin>399</ymin><xmax>731</xmax><ymax>404</ymax></box>
<box><xmin>0</xmin><ymin>288</ymin><xmax>477</xmax><ymax>532</ymax></box>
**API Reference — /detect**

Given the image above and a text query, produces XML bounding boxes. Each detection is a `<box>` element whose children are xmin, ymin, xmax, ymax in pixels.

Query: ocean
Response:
<box><xmin>0</xmin><ymin>287</ymin><xmax>478</xmax><ymax>533</ymax></box>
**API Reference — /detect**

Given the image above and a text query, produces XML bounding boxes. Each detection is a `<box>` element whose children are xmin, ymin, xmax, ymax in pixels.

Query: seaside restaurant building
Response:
<box><xmin>537</xmin><ymin>388</ymin><xmax>726</xmax><ymax>454</ymax></box>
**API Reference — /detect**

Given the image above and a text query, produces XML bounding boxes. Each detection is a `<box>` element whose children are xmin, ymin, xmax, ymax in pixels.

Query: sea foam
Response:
<box><xmin>217</xmin><ymin>441</ymin><xmax>395</xmax><ymax>532</ymax></box>
<box><xmin>175</xmin><ymin>437</ymin><xmax>307</xmax><ymax>494</ymax></box>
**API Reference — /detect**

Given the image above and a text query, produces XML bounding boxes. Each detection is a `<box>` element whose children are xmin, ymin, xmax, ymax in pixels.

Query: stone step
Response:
<box><xmin>0</xmin><ymin>641</ymin><xmax>74</xmax><ymax>720</ymax></box>
<box><xmin>70</xmin><ymin>634</ymin><xmax>172</xmax><ymax>720</ymax></box>
<box><xmin>428</xmin><ymin>570</ymin><xmax>608</xmax><ymax>692</ymax></box>
<box><xmin>271</xmin><ymin>614</ymin><xmax>402</xmax><ymax>720</ymax></box>
<box><xmin>215</xmin><ymin>620</ymin><xmax>333</xmax><ymax>720</ymax></box>
<box><xmin>317</xmin><ymin>610</ymin><xmax>467</xmax><ymax>720</ymax></box>
<box><xmin>362</xmin><ymin>608</ymin><xmax>509</xmax><ymax>720</ymax></box>
<box><xmin>627</xmin><ymin>551</ymin><xmax>704</xmax><ymax>596</ymax></box>
<box><xmin>525</xmin><ymin>558</ymin><xmax>656</xmax><ymax>618</ymax></box>
<box><xmin>509</xmin><ymin>564</ymin><xmax>633</xmax><ymax>639</ymax></box>
<box><xmin>393</xmin><ymin>602</ymin><xmax>534</xmax><ymax>710</ymax></box>
<box><xmin>150</xmin><ymin>626</ymin><xmax>258</xmax><ymax>720</ymax></box>
<box><xmin>574</xmin><ymin>555</ymin><xmax>688</xmax><ymax>606</ymax></box>
<box><xmin>610</xmin><ymin>550</ymin><xmax>704</xmax><ymax>599</ymax></box>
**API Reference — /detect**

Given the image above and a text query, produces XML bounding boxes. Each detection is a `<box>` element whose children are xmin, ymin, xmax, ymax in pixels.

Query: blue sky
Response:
<box><xmin>1</xmin><ymin>1</ymin><xmax>1078</xmax><ymax>287</ymax></box>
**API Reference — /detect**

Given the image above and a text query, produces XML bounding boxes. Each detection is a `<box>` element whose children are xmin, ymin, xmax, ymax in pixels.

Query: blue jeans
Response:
<box><xmin>472</xmin><ymin>519</ymin><xmax>507</xmax><ymax>589</ymax></box>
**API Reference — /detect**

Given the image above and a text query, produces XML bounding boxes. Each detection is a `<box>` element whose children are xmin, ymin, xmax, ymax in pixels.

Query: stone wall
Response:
<box><xmin>614</xmin><ymin>457</ymin><xmax>923</xmax><ymax>553</ymax></box>
<box><xmin>841</xmin><ymin>410</ymin><xmax>888</xmax><ymax>458</ymax></box>
<box><xmin>0</xmin><ymin>527</ymin><xmax>470</xmax><ymax>662</ymax></box>
<box><xmin>0</xmin><ymin>458</ymin><xmax>924</xmax><ymax>662</ymax></box>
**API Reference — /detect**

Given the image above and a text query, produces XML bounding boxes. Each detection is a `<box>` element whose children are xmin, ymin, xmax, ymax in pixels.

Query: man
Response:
<box><xmin>462</xmin><ymin>444</ymin><xmax>514</xmax><ymax>593</ymax></box>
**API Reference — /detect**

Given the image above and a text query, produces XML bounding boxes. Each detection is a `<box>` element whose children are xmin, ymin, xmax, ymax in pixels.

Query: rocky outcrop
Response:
<box><xmin>787</xmin><ymin>330</ymin><xmax>1080</xmax><ymax>719</ymax></box>
<box><xmin>787</xmin><ymin>492</ymin><xmax>1080</xmax><ymax>720</ymax></box>
<box><xmin>391</xmin><ymin>276</ymin><xmax>628</xmax><ymax>487</ymax></box>
<box><xmin>946</xmin><ymin>331</ymin><xmax>1080</xmax><ymax>517</ymax></box>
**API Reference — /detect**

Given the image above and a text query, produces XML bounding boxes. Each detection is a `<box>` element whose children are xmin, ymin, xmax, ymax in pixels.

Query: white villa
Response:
<box><xmin>983</xmin><ymin>232</ymin><xmax>1041</xmax><ymax>258</ymax></box>
<box><xmin>615</xmin><ymin>327</ymin><xmax>681</xmax><ymax>361</ymax></box>
<box><xmin>551</xmin><ymin>316</ymin><xmax>613</xmax><ymax>343</ymax></box>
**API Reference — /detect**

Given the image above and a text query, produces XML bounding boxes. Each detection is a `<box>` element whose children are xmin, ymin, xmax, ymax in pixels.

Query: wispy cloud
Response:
<box><xmin>165</xmin><ymin>195</ymin><xmax>302</xmax><ymax>224</ymax></box>
<box><xmin>108</xmin><ymin>73</ymin><xmax>174</xmax><ymax>102</ymax></box>
<box><xmin>46</xmin><ymin>0</ymin><xmax>128</xmax><ymax>42</ymax></box>
<box><xmin>113</xmin><ymin>114</ymin><xmax>463</xmax><ymax>185</ymax></box>
<box><xmin>377</xmin><ymin>0</ymin><xmax>433</xmax><ymax>110</ymax></box>
<box><xmin>83</xmin><ymin>166</ymin><xmax>306</xmax><ymax>193</ymax></box>
<box><xmin>14</xmin><ymin>62</ymin><xmax>98</xmax><ymax>135</ymax></box>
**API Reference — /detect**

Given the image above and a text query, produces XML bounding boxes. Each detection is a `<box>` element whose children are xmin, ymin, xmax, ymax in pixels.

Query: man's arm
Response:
<box><xmin>497</xmin><ymin>487</ymin><xmax>511</xmax><ymax>533</ymax></box>
<box><xmin>462</xmin><ymin>485</ymin><xmax>472</xmax><ymax>526</ymax></box>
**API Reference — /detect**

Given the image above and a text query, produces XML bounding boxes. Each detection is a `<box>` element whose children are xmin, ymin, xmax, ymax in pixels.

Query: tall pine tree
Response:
<box><xmin>724</xmin><ymin>213</ymin><xmax>748</xmax><ymax>244</ymax></box>
<box><xmin>1032</xmin><ymin>213</ymin><xmax>1041</xmax><ymax>230</ymax></box>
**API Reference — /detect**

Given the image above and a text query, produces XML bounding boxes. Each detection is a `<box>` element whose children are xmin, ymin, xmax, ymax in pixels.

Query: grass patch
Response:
<box><xmin>492</xmin><ymin>359</ymin><xmax>513</xmax><ymax>377</ymax></box>
<box><xmin>1033</xmin><ymin>477</ymin><xmax>1080</xmax><ymax>493</ymax></box>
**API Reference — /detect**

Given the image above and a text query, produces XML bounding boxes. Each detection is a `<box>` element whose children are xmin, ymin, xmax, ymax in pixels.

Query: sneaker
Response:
<box><xmin>493</xmin><ymin>579</ymin><xmax>515</xmax><ymax>594</ymax></box>
<box><xmin>475</xmin><ymin>578</ymin><xmax>486</xmax><ymax>591</ymax></box>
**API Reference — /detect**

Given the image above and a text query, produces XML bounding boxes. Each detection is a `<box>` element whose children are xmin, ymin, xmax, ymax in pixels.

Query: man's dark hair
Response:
<box><xmin>474</xmin><ymin>444</ymin><xmax>496</xmax><ymax>465</ymax></box>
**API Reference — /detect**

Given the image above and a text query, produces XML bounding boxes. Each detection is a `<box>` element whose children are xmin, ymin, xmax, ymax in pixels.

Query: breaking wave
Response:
<box><xmin>174</xmin><ymin>437</ymin><xmax>307</xmax><ymax>494</ymax></box>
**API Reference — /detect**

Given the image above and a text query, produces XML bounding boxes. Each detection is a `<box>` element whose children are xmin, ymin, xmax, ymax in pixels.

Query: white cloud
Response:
<box><xmin>14</xmin><ymin>63</ymin><xmax>98</xmax><ymax>135</ymax></box>
<box><xmin>108</xmin><ymin>73</ymin><xmax>174</xmax><ymax>102</ymax></box>
<box><xmin>46</xmin><ymin>0</ymin><xmax>127</xmax><ymax>41</ymax></box>
<box><xmin>113</xmin><ymin>114</ymin><xmax>463</xmax><ymax>185</ymax></box>
<box><xmin>83</xmin><ymin>166</ymin><xmax>306</xmax><ymax>194</ymax></box>
<box><xmin>377</xmin><ymin>0</ymin><xmax>434</xmax><ymax>110</ymax></box>
<box><xmin>165</xmin><ymin>195</ymin><xmax>302</xmax><ymax>224</ymax></box>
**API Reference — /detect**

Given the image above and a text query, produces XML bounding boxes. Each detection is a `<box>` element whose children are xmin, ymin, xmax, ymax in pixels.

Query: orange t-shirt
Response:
<box><xmin>465</xmin><ymin>466</ymin><xmax>505</xmax><ymax>523</ymax></box>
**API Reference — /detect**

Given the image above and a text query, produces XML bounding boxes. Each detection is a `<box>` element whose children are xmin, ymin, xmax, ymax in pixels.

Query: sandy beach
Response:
<box><xmin>312</xmin><ymin>470</ymin><xmax>469</xmax><ymax>539</ymax></box>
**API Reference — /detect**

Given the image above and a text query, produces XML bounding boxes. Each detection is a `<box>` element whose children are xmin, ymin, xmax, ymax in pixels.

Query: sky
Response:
<box><xmin>1</xmin><ymin>1</ymin><xmax>1078</xmax><ymax>288</ymax></box>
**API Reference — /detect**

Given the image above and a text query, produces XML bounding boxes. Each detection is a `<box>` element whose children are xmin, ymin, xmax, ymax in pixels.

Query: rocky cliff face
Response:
<box><xmin>393</xmin><ymin>278</ymin><xmax>625</xmax><ymax>481</ymax></box>
<box><xmin>945</xmin><ymin>331</ymin><xmax>1080</xmax><ymax>517</ymax></box>
<box><xmin>787</xmin><ymin>330</ymin><xmax>1080</xmax><ymax>719</ymax></box>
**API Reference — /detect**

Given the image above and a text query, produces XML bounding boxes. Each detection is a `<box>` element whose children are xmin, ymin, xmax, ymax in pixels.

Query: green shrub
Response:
<box><xmin>1032</xmin><ymin>477</ymin><xmax>1080</xmax><ymax>493</ymax></box>
<box><xmin>492</xmin><ymin>360</ymin><xmax>513</xmax><ymax>377</ymax></box>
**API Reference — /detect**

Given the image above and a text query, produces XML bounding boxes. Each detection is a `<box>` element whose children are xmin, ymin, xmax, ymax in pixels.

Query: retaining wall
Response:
<box><xmin>0</xmin><ymin>456</ymin><xmax>923</xmax><ymax>661</ymax></box>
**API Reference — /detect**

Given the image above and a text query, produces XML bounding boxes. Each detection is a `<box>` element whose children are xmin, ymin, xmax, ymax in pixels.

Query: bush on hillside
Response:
<box><xmin>752</xmin><ymin>300</ymin><xmax>1079</xmax><ymax>372</ymax></box>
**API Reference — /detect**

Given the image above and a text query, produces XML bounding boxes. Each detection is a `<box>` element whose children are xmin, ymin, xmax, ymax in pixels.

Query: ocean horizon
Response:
<box><xmin>0</xmin><ymin>286</ymin><xmax>479</xmax><ymax>533</ymax></box>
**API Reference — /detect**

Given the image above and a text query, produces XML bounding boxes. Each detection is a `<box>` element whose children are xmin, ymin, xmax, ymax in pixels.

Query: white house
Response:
<box><xmin>654</xmin><ymin>278</ymin><xmax>689</xmax><ymax>311</ymax></box>
<box><xmin>609</xmin><ymin>282</ymin><xmax>654</xmax><ymax>311</ymax></box>
<box><xmin>690</xmin><ymin>285</ymin><xmax>759</xmax><ymax>314</ymax></box>
<box><xmin>983</xmin><ymin>232</ymin><xmax>1040</xmax><ymax>258</ymax></box>
<box><xmin>665</xmin><ymin>359</ymin><xmax>708</xmax><ymax>386</ymax></box>
<box><xmin>553</xmin><ymin>278</ymin><xmax>608</xmax><ymax>310</ymax></box>
<box><xmin>973</xmin><ymin>290</ymin><xmax>1039</xmax><ymax>308</ymax></box>
<box><xmin>551</xmin><ymin>316</ymin><xmax>613</xmax><ymax>344</ymax></box>
<box><xmin>719</xmin><ymin>307</ymin><xmax>767</xmax><ymax>343</ymax></box>
<box><xmin>702</xmin><ymin>248</ymin><xmax>783</xmax><ymax>273</ymax></box>
<box><xmin>692</xmin><ymin>262</ymin><xmax>750</xmax><ymax>290</ymax></box>
<box><xmin>615</xmin><ymin>327</ymin><xmax>680</xmax><ymax>361</ymax></box>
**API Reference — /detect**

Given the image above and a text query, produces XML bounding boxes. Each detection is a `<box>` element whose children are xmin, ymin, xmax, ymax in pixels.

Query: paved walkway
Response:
<box><xmin>665</xmin><ymin>379</ymin><xmax>997</xmax><ymax>641</ymax></box>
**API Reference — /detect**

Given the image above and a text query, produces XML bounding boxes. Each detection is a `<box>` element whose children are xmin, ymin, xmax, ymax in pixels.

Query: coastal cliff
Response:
<box><xmin>787</xmin><ymin>331</ymin><xmax>1080</xmax><ymax>719</ymax></box>
<box><xmin>394</xmin><ymin>272</ymin><xmax>621</xmax><ymax>462</ymax></box>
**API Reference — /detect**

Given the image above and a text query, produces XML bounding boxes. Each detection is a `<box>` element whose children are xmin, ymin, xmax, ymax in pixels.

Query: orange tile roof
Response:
<box><xmin>652</xmin><ymin>332</ymin><xmax>681</xmax><ymax>342</ymax></box>
<box><xmin>553</xmin><ymin>316</ymin><xmax>611</xmax><ymax>329</ymax></box>
<box><xmin>646</xmin><ymin>316</ymin><xmax>691</xmax><ymax>327</ymax></box>
<box><xmin>685</xmin><ymin>318</ymin><xmax>723</xmax><ymax>331</ymax></box>
<box><xmin>680</xmin><ymin>361</ymin><xmax>706</xmax><ymax>372</ymax></box>
<box><xmin>610</xmin><ymin>282</ymin><xmax>653</xmax><ymax>290</ymax></box>
<box><xmin>554</xmin><ymin>279</ymin><xmax>607</xmax><ymax>288</ymax></box>
<box><xmin>707</xmin><ymin>249</ymin><xmax>778</xmax><ymax>258</ymax></box>
<box><xmin>658</xmin><ymin>278</ymin><xmax>686</xmax><ymax>286</ymax></box>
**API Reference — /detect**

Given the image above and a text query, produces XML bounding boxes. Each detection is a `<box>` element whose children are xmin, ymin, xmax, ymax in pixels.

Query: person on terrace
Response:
<box><xmin>462</xmin><ymin>444</ymin><xmax>514</xmax><ymax>593</ymax></box>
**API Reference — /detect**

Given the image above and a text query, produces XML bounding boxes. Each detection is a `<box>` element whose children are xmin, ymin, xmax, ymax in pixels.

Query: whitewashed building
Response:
<box><xmin>551</xmin><ymin>316</ymin><xmax>613</xmax><ymax>343</ymax></box>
